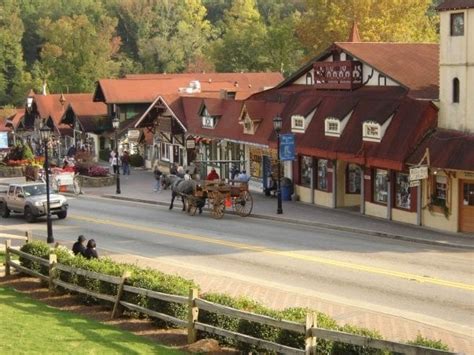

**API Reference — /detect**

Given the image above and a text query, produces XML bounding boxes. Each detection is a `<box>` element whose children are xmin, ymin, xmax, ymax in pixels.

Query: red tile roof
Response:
<box><xmin>273</xmin><ymin>86</ymin><xmax>438</xmax><ymax>170</ymax></box>
<box><xmin>437</xmin><ymin>0</ymin><xmax>474</xmax><ymax>10</ymax></box>
<box><xmin>335</xmin><ymin>42</ymin><xmax>439</xmax><ymax>99</ymax></box>
<box><xmin>407</xmin><ymin>129</ymin><xmax>474</xmax><ymax>171</ymax></box>
<box><xmin>278</xmin><ymin>42</ymin><xmax>439</xmax><ymax>100</ymax></box>
<box><xmin>94</xmin><ymin>72</ymin><xmax>283</xmax><ymax>104</ymax></box>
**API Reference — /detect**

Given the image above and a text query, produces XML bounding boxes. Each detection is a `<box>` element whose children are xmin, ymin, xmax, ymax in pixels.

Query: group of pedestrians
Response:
<box><xmin>72</xmin><ymin>235</ymin><xmax>99</xmax><ymax>259</ymax></box>
<box><xmin>109</xmin><ymin>150</ymin><xmax>131</xmax><ymax>176</ymax></box>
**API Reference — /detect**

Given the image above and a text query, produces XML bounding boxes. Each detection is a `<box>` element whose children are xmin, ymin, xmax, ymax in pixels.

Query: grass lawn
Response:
<box><xmin>0</xmin><ymin>287</ymin><xmax>182</xmax><ymax>354</ymax></box>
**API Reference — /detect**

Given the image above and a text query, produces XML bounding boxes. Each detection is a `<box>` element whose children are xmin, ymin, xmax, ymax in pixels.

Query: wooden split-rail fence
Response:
<box><xmin>1</xmin><ymin>235</ymin><xmax>458</xmax><ymax>355</ymax></box>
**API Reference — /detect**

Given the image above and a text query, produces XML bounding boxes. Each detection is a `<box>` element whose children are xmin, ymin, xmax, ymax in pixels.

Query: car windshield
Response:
<box><xmin>23</xmin><ymin>185</ymin><xmax>47</xmax><ymax>197</ymax></box>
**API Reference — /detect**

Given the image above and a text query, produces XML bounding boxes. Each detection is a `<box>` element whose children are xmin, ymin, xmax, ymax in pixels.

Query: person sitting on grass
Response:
<box><xmin>72</xmin><ymin>235</ymin><xmax>86</xmax><ymax>256</ymax></box>
<box><xmin>84</xmin><ymin>239</ymin><xmax>99</xmax><ymax>259</ymax></box>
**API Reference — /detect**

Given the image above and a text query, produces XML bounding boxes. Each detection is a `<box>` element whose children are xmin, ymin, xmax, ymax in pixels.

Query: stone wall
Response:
<box><xmin>0</xmin><ymin>166</ymin><xmax>24</xmax><ymax>178</ymax></box>
<box><xmin>77</xmin><ymin>175</ymin><xmax>115</xmax><ymax>187</ymax></box>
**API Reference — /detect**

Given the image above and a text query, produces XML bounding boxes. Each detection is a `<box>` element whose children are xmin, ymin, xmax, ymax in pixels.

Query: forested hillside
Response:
<box><xmin>0</xmin><ymin>0</ymin><xmax>440</xmax><ymax>106</ymax></box>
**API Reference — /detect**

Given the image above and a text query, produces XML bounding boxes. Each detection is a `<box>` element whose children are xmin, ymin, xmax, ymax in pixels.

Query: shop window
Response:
<box><xmin>450</xmin><ymin>13</ymin><xmax>464</xmax><ymax>36</ymax></box>
<box><xmin>205</xmin><ymin>141</ymin><xmax>218</xmax><ymax>160</ymax></box>
<box><xmin>160</xmin><ymin>142</ymin><xmax>171</xmax><ymax>161</ymax></box>
<box><xmin>374</xmin><ymin>169</ymin><xmax>388</xmax><ymax>204</ymax></box>
<box><xmin>395</xmin><ymin>173</ymin><xmax>411</xmax><ymax>209</ymax></box>
<box><xmin>463</xmin><ymin>183</ymin><xmax>474</xmax><ymax>206</ymax></box>
<box><xmin>453</xmin><ymin>78</ymin><xmax>460</xmax><ymax>103</ymax></box>
<box><xmin>300</xmin><ymin>156</ymin><xmax>313</xmax><ymax>187</ymax></box>
<box><xmin>317</xmin><ymin>159</ymin><xmax>328</xmax><ymax>191</ymax></box>
<box><xmin>434</xmin><ymin>175</ymin><xmax>447</xmax><ymax>203</ymax></box>
<box><xmin>346</xmin><ymin>164</ymin><xmax>361</xmax><ymax>193</ymax></box>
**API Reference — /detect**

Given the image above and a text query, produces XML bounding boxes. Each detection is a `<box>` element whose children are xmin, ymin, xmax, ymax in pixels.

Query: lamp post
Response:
<box><xmin>39</xmin><ymin>126</ymin><xmax>54</xmax><ymax>243</ymax></box>
<box><xmin>273</xmin><ymin>116</ymin><xmax>283</xmax><ymax>214</ymax></box>
<box><xmin>112</xmin><ymin>116</ymin><xmax>121</xmax><ymax>194</ymax></box>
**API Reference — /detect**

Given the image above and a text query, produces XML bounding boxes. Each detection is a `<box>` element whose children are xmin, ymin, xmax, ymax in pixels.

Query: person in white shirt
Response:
<box><xmin>237</xmin><ymin>170</ymin><xmax>250</xmax><ymax>182</ymax></box>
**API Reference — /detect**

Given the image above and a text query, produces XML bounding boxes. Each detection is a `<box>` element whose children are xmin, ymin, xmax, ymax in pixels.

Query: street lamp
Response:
<box><xmin>273</xmin><ymin>115</ymin><xmax>283</xmax><ymax>214</ymax></box>
<box><xmin>112</xmin><ymin>116</ymin><xmax>121</xmax><ymax>194</ymax></box>
<box><xmin>39</xmin><ymin>126</ymin><xmax>54</xmax><ymax>243</ymax></box>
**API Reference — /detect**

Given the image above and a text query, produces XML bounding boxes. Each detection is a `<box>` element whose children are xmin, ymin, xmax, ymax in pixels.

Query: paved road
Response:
<box><xmin>2</xmin><ymin>194</ymin><xmax>472</xmax><ymax>342</ymax></box>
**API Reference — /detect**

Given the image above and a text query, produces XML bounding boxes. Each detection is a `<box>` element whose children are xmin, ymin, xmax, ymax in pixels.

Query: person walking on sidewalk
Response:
<box><xmin>153</xmin><ymin>162</ymin><xmax>163</xmax><ymax>192</ymax></box>
<box><xmin>121</xmin><ymin>151</ymin><xmax>130</xmax><ymax>175</ymax></box>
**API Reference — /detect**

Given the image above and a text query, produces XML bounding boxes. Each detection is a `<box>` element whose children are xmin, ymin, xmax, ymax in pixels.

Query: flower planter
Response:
<box><xmin>77</xmin><ymin>175</ymin><xmax>115</xmax><ymax>188</ymax></box>
<box><xmin>0</xmin><ymin>166</ymin><xmax>25</xmax><ymax>177</ymax></box>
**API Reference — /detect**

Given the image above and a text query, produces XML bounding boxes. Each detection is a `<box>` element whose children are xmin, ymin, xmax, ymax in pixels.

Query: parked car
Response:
<box><xmin>0</xmin><ymin>183</ymin><xmax>68</xmax><ymax>222</ymax></box>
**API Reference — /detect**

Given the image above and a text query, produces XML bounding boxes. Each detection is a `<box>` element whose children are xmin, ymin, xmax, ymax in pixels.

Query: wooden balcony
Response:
<box><xmin>313</xmin><ymin>60</ymin><xmax>363</xmax><ymax>90</ymax></box>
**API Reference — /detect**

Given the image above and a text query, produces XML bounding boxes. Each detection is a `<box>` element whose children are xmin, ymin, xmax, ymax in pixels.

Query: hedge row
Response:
<box><xmin>18</xmin><ymin>241</ymin><xmax>450</xmax><ymax>354</ymax></box>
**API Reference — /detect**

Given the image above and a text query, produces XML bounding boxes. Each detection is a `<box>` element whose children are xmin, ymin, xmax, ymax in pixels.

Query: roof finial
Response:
<box><xmin>347</xmin><ymin>20</ymin><xmax>361</xmax><ymax>42</ymax></box>
<box><xmin>59</xmin><ymin>93</ymin><xmax>66</xmax><ymax>106</ymax></box>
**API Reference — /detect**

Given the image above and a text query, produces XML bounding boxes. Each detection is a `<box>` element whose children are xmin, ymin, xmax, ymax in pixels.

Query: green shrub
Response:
<box><xmin>407</xmin><ymin>334</ymin><xmax>450</xmax><ymax>351</ymax></box>
<box><xmin>332</xmin><ymin>325</ymin><xmax>385</xmax><ymax>355</ymax></box>
<box><xmin>129</xmin><ymin>153</ymin><xmax>144</xmax><ymax>167</ymax></box>
<box><xmin>19</xmin><ymin>241</ymin><xmax>50</xmax><ymax>275</ymax></box>
<box><xmin>22</xmin><ymin>144</ymin><xmax>34</xmax><ymax>160</ymax></box>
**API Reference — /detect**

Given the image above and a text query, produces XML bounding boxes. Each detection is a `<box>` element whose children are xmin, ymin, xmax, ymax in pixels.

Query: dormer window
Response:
<box><xmin>324</xmin><ymin>110</ymin><xmax>352</xmax><ymax>137</ymax></box>
<box><xmin>291</xmin><ymin>108</ymin><xmax>317</xmax><ymax>133</ymax></box>
<box><xmin>202</xmin><ymin>115</ymin><xmax>216</xmax><ymax>129</ymax></box>
<box><xmin>291</xmin><ymin>115</ymin><xmax>305</xmax><ymax>132</ymax></box>
<box><xmin>362</xmin><ymin>115</ymin><xmax>393</xmax><ymax>142</ymax></box>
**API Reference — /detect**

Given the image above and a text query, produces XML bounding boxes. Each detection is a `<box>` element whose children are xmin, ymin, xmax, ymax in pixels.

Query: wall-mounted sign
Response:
<box><xmin>279</xmin><ymin>134</ymin><xmax>295</xmax><ymax>161</ymax></box>
<box><xmin>128</xmin><ymin>129</ymin><xmax>141</xmax><ymax>142</ymax></box>
<box><xmin>409</xmin><ymin>166</ymin><xmax>428</xmax><ymax>181</ymax></box>
<box><xmin>0</xmin><ymin>132</ymin><xmax>8</xmax><ymax>149</ymax></box>
<box><xmin>409</xmin><ymin>180</ymin><xmax>420</xmax><ymax>188</ymax></box>
<box><xmin>186</xmin><ymin>138</ymin><xmax>196</xmax><ymax>149</ymax></box>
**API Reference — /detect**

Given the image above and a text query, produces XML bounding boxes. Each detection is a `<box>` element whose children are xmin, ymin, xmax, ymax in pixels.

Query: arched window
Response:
<box><xmin>453</xmin><ymin>78</ymin><xmax>460</xmax><ymax>103</ymax></box>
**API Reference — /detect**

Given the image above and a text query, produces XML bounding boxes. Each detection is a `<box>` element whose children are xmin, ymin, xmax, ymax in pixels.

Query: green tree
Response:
<box><xmin>35</xmin><ymin>14</ymin><xmax>120</xmax><ymax>93</ymax></box>
<box><xmin>298</xmin><ymin>0</ymin><xmax>438</xmax><ymax>55</ymax></box>
<box><xmin>211</xmin><ymin>0</ymin><xmax>268</xmax><ymax>72</ymax></box>
<box><xmin>0</xmin><ymin>0</ymin><xmax>31</xmax><ymax>105</ymax></box>
<box><xmin>116</xmin><ymin>0</ymin><xmax>211</xmax><ymax>73</ymax></box>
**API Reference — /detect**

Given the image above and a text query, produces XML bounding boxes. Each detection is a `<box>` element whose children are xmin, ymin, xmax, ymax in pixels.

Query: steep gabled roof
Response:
<box><xmin>0</xmin><ymin>109</ymin><xmax>24</xmax><ymax>131</ymax></box>
<box><xmin>278</xmin><ymin>42</ymin><xmax>439</xmax><ymax>100</ymax></box>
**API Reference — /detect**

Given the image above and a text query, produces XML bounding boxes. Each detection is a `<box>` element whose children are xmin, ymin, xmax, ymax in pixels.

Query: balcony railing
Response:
<box><xmin>313</xmin><ymin>60</ymin><xmax>363</xmax><ymax>90</ymax></box>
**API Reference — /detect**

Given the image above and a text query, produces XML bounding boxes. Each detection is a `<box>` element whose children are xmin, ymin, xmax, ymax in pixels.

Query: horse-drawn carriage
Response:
<box><xmin>165</xmin><ymin>175</ymin><xmax>253</xmax><ymax>219</ymax></box>
<box><xmin>185</xmin><ymin>180</ymin><xmax>253</xmax><ymax>219</ymax></box>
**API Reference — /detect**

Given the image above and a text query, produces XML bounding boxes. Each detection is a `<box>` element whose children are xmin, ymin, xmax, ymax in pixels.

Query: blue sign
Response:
<box><xmin>279</xmin><ymin>134</ymin><xmax>295</xmax><ymax>161</ymax></box>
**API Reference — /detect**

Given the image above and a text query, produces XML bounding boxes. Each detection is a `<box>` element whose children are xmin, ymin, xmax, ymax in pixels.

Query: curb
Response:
<box><xmin>101</xmin><ymin>194</ymin><xmax>474</xmax><ymax>250</ymax></box>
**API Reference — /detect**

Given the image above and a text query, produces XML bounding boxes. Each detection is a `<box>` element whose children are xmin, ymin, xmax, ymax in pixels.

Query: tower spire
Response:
<box><xmin>347</xmin><ymin>20</ymin><xmax>361</xmax><ymax>42</ymax></box>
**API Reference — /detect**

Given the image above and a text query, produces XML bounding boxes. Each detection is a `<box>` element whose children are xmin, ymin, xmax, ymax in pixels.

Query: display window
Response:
<box><xmin>300</xmin><ymin>156</ymin><xmax>313</xmax><ymax>187</ymax></box>
<box><xmin>395</xmin><ymin>173</ymin><xmax>411</xmax><ymax>209</ymax></box>
<box><xmin>317</xmin><ymin>159</ymin><xmax>328</xmax><ymax>191</ymax></box>
<box><xmin>374</xmin><ymin>169</ymin><xmax>388</xmax><ymax>204</ymax></box>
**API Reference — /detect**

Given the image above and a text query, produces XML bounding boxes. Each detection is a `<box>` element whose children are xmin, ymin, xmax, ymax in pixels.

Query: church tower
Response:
<box><xmin>438</xmin><ymin>0</ymin><xmax>474</xmax><ymax>132</ymax></box>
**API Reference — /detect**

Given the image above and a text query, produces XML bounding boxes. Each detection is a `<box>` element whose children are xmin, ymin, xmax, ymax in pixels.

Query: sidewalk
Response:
<box><xmin>77</xmin><ymin>168</ymin><xmax>473</xmax><ymax>249</ymax></box>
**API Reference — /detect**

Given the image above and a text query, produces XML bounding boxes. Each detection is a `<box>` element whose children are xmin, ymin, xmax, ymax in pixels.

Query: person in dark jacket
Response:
<box><xmin>83</xmin><ymin>239</ymin><xmax>99</xmax><ymax>259</ymax></box>
<box><xmin>72</xmin><ymin>235</ymin><xmax>86</xmax><ymax>256</ymax></box>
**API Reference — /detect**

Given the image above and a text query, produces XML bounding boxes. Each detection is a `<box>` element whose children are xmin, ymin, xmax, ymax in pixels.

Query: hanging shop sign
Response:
<box><xmin>409</xmin><ymin>166</ymin><xmax>428</xmax><ymax>181</ymax></box>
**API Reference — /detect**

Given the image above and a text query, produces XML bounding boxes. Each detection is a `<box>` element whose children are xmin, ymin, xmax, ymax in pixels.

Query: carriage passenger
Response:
<box><xmin>206</xmin><ymin>168</ymin><xmax>219</xmax><ymax>181</ymax></box>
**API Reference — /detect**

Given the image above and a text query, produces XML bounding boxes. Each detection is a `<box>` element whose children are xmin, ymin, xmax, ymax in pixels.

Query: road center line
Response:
<box><xmin>70</xmin><ymin>214</ymin><xmax>474</xmax><ymax>292</ymax></box>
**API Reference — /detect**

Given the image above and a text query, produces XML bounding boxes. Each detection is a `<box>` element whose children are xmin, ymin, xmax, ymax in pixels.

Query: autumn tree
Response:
<box><xmin>298</xmin><ymin>0</ymin><xmax>438</xmax><ymax>55</ymax></box>
<box><xmin>35</xmin><ymin>14</ymin><xmax>120</xmax><ymax>93</ymax></box>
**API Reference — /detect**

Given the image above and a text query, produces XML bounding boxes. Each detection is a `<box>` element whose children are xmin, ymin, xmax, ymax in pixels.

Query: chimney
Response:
<box><xmin>347</xmin><ymin>20</ymin><xmax>361</xmax><ymax>42</ymax></box>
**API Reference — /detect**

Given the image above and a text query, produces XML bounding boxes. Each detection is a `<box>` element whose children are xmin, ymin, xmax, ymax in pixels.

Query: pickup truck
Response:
<box><xmin>0</xmin><ymin>183</ymin><xmax>68</xmax><ymax>222</ymax></box>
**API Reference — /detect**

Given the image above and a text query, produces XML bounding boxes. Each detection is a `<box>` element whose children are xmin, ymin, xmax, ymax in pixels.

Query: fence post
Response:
<box><xmin>48</xmin><ymin>254</ymin><xmax>57</xmax><ymax>294</ymax></box>
<box><xmin>187</xmin><ymin>288</ymin><xmax>199</xmax><ymax>344</ymax></box>
<box><xmin>305</xmin><ymin>312</ymin><xmax>317</xmax><ymax>355</ymax></box>
<box><xmin>4</xmin><ymin>240</ymin><xmax>11</xmax><ymax>276</ymax></box>
<box><xmin>25</xmin><ymin>231</ymin><xmax>32</xmax><ymax>243</ymax></box>
<box><xmin>111</xmin><ymin>271</ymin><xmax>131</xmax><ymax>319</ymax></box>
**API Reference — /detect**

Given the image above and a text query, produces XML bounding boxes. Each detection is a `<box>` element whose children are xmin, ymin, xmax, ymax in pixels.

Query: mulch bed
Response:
<box><xmin>0</xmin><ymin>274</ymin><xmax>237</xmax><ymax>354</ymax></box>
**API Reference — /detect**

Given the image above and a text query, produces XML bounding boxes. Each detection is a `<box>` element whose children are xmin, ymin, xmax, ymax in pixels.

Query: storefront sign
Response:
<box><xmin>128</xmin><ymin>129</ymin><xmax>141</xmax><ymax>142</ymax></box>
<box><xmin>279</xmin><ymin>134</ymin><xmax>295</xmax><ymax>161</ymax></box>
<box><xmin>364</xmin><ymin>175</ymin><xmax>371</xmax><ymax>180</ymax></box>
<box><xmin>0</xmin><ymin>132</ymin><xmax>8</xmax><ymax>149</ymax></box>
<box><xmin>409</xmin><ymin>166</ymin><xmax>428</xmax><ymax>181</ymax></box>
<box><xmin>186</xmin><ymin>138</ymin><xmax>196</xmax><ymax>149</ymax></box>
<box><xmin>409</xmin><ymin>180</ymin><xmax>420</xmax><ymax>188</ymax></box>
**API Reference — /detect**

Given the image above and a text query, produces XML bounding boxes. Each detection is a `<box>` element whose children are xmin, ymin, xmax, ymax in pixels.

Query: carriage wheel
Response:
<box><xmin>186</xmin><ymin>197</ymin><xmax>198</xmax><ymax>216</ymax></box>
<box><xmin>233</xmin><ymin>191</ymin><xmax>253</xmax><ymax>217</ymax></box>
<box><xmin>209</xmin><ymin>192</ymin><xmax>225</xmax><ymax>219</ymax></box>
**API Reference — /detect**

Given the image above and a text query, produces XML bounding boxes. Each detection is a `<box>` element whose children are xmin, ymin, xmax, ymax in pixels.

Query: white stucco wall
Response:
<box><xmin>365</xmin><ymin>202</ymin><xmax>387</xmax><ymax>219</ymax></box>
<box><xmin>439</xmin><ymin>8</ymin><xmax>474</xmax><ymax>132</ymax></box>
<box><xmin>392</xmin><ymin>208</ymin><xmax>417</xmax><ymax>225</ymax></box>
